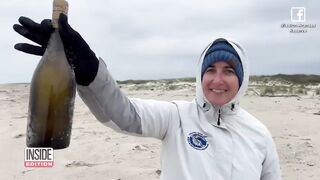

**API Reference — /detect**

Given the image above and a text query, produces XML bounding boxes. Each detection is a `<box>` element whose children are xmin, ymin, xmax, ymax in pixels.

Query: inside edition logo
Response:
<box><xmin>25</xmin><ymin>148</ymin><xmax>54</xmax><ymax>167</ymax></box>
<box><xmin>291</xmin><ymin>7</ymin><xmax>306</xmax><ymax>22</ymax></box>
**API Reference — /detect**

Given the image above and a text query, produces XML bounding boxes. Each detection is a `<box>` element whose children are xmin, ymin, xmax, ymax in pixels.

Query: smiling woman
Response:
<box><xmin>202</xmin><ymin>61</ymin><xmax>239</xmax><ymax>106</ymax></box>
<box><xmin>201</xmin><ymin>39</ymin><xmax>243</xmax><ymax>107</ymax></box>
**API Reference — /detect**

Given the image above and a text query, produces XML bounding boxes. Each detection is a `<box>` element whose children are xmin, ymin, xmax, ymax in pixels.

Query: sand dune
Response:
<box><xmin>0</xmin><ymin>83</ymin><xmax>319</xmax><ymax>180</ymax></box>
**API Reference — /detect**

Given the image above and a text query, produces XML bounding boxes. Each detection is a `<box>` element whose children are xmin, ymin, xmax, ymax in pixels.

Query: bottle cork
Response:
<box><xmin>52</xmin><ymin>0</ymin><xmax>69</xmax><ymax>28</ymax></box>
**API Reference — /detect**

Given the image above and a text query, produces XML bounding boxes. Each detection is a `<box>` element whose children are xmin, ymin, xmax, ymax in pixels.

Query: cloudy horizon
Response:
<box><xmin>1</xmin><ymin>0</ymin><xmax>319</xmax><ymax>84</ymax></box>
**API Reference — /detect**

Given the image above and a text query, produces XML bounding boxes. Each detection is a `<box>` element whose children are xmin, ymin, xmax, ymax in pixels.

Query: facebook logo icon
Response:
<box><xmin>291</xmin><ymin>7</ymin><xmax>306</xmax><ymax>22</ymax></box>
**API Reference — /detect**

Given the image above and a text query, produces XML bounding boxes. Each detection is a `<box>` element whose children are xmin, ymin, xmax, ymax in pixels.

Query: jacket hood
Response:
<box><xmin>196</xmin><ymin>38</ymin><xmax>249</xmax><ymax>111</ymax></box>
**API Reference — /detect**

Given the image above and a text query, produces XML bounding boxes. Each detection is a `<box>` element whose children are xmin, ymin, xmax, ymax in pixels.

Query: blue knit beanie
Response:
<box><xmin>201</xmin><ymin>40</ymin><xmax>243</xmax><ymax>86</ymax></box>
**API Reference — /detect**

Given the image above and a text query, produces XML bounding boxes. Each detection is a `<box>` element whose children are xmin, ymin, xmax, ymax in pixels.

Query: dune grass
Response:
<box><xmin>117</xmin><ymin>74</ymin><xmax>320</xmax><ymax>96</ymax></box>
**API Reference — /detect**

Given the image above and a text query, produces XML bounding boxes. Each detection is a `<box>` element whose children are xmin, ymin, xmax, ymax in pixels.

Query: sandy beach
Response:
<box><xmin>0</xmin><ymin>83</ymin><xmax>319</xmax><ymax>180</ymax></box>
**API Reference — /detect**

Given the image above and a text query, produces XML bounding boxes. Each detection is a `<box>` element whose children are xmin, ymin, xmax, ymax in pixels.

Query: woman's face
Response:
<box><xmin>202</xmin><ymin>61</ymin><xmax>240</xmax><ymax>106</ymax></box>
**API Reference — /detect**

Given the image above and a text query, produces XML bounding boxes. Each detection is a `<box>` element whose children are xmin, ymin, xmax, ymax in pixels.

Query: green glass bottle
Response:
<box><xmin>27</xmin><ymin>0</ymin><xmax>75</xmax><ymax>149</ymax></box>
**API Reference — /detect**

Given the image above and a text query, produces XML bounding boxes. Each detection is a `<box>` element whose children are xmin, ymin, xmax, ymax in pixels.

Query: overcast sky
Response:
<box><xmin>1</xmin><ymin>0</ymin><xmax>319</xmax><ymax>84</ymax></box>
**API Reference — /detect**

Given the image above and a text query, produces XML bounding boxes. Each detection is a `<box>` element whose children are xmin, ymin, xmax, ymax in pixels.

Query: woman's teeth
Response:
<box><xmin>210</xmin><ymin>89</ymin><xmax>227</xmax><ymax>93</ymax></box>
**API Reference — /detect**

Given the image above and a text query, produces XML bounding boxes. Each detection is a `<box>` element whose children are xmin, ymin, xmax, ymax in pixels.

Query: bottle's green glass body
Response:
<box><xmin>26</xmin><ymin>30</ymin><xmax>76</xmax><ymax>149</ymax></box>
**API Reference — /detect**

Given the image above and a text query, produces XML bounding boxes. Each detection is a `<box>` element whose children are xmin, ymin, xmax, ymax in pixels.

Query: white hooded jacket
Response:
<box><xmin>77</xmin><ymin>38</ymin><xmax>281</xmax><ymax>180</ymax></box>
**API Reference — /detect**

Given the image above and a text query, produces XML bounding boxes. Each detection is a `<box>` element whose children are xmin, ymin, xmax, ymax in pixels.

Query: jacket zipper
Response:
<box><xmin>217</xmin><ymin>108</ymin><xmax>221</xmax><ymax>126</ymax></box>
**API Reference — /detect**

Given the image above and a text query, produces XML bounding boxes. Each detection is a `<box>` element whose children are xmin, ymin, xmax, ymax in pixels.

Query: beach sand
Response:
<box><xmin>0</xmin><ymin>83</ymin><xmax>319</xmax><ymax>180</ymax></box>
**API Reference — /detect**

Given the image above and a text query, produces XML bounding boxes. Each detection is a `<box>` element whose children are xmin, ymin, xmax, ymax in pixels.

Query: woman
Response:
<box><xmin>14</xmin><ymin>14</ymin><xmax>281</xmax><ymax>180</ymax></box>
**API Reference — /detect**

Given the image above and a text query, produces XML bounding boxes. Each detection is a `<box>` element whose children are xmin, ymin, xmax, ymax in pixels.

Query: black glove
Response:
<box><xmin>13</xmin><ymin>14</ymin><xmax>99</xmax><ymax>86</ymax></box>
<box><xmin>13</xmin><ymin>17</ymin><xmax>54</xmax><ymax>56</ymax></box>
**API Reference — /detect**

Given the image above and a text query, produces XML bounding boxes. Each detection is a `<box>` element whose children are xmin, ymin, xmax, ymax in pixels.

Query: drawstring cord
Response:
<box><xmin>217</xmin><ymin>109</ymin><xmax>221</xmax><ymax>126</ymax></box>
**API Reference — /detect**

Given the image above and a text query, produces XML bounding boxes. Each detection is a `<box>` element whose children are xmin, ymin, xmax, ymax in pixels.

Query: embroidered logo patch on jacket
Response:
<box><xmin>187</xmin><ymin>132</ymin><xmax>209</xmax><ymax>150</ymax></box>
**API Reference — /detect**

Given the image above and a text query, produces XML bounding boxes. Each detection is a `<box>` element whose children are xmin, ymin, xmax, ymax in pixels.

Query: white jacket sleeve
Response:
<box><xmin>77</xmin><ymin>58</ymin><xmax>178</xmax><ymax>139</ymax></box>
<box><xmin>261</xmin><ymin>132</ymin><xmax>282</xmax><ymax>180</ymax></box>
